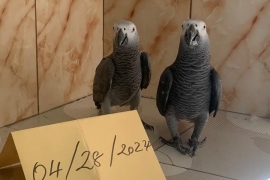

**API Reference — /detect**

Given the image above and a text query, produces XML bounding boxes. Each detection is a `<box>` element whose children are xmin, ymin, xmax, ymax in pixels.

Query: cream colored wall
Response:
<box><xmin>0</xmin><ymin>0</ymin><xmax>103</xmax><ymax>128</ymax></box>
<box><xmin>37</xmin><ymin>0</ymin><xmax>103</xmax><ymax>113</ymax></box>
<box><xmin>104</xmin><ymin>0</ymin><xmax>270</xmax><ymax>118</ymax></box>
<box><xmin>0</xmin><ymin>0</ymin><xmax>37</xmax><ymax>127</ymax></box>
<box><xmin>1</xmin><ymin>0</ymin><xmax>270</xmax><ymax>128</ymax></box>
<box><xmin>192</xmin><ymin>0</ymin><xmax>270</xmax><ymax>117</ymax></box>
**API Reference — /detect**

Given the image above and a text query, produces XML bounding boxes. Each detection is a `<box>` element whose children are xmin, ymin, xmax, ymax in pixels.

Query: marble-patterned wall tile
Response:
<box><xmin>192</xmin><ymin>0</ymin><xmax>270</xmax><ymax>117</ymax></box>
<box><xmin>0</xmin><ymin>0</ymin><xmax>37</xmax><ymax>127</ymax></box>
<box><xmin>104</xmin><ymin>0</ymin><xmax>191</xmax><ymax>98</ymax></box>
<box><xmin>37</xmin><ymin>0</ymin><xmax>103</xmax><ymax>113</ymax></box>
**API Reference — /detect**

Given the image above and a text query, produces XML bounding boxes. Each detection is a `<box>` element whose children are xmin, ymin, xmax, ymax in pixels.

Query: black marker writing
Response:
<box><xmin>110</xmin><ymin>135</ymin><xmax>117</xmax><ymax>167</ymax></box>
<box><xmin>142</xmin><ymin>140</ymin><xmax>152</xmax><ymax>151</ymax></box>
<box><xmin>117</xmin><ymin>140</ymin><xmax>151</xmax><ymax>156</ymax></box>
<box><xmin>117</xmin><ymin>144</ymin><xmax>130</xmax><ymax>156</ymax></box>
<box><xmin>66</xmin><ymin>141</ymin><xmax>80</xmax><ymax>179</ymax></box>
<box><xmin>49</xmin><ymin>160</ymin><xmax>62</xmax><ymax>178</ymax></box>
<box><xmin>33</xmin><ymin>162</ymin><xmax>47</xmax><ymax>180</ymax></box>
<box><xmin>93</xmin><ymin>151</ymin><xmax>103</xmax><ymax>167</ymax></box>
<box><xmin>32</xmin><ymin>138</ymin><xmax>150</xmax><ymax>179</ymax></box>
<box><xmin>134</xmin><ymin>142</ymin><xmax>143</xmax><ymax>152</ymax></box>
<box><xmin>76</xmin><ymin>151</ymin><xmax>94</xmax><ymax>171</ymax></box>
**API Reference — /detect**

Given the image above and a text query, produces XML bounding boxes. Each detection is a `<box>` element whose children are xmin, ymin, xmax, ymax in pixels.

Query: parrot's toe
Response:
<box><xmin>159</xmin><ymin>137</ymin><xmax>175</xmax><ymax>146</ymax></box>
<box><xmin>159</xmin><ymin>137</ymin><xmax>188</xmax><ymax>155</ymax></box>
<box><xmin>187</xmin><ymin>137</ymin><xmax>207</xmax><ymax>157</ymax></box>
<box><xmin>141</xmin><ymin>120</ymin><xmax>154</xmax><ymax>131</ymax></box>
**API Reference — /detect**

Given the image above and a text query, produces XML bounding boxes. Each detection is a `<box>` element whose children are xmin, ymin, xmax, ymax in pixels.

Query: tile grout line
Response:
<box><xmin>156</xmin><ymin>150</ymin><xmax>173</xmax><ymax>164</ymax></box>
<box><xmin>5</xmin><ymin>95</ymin><xmax>90</xmax><ymax>129</ymax></box>
<box><xmin>179</xmin><ymin>125</ymin><xmax>194</xmax><ymax>135</ymax></box>
<box><xmin>103</xmin><ymin>0</ymin><xmax>104</xmax><ymax>56</ymax></box>
<box><xmin>189</xmin><ymin>0</ymin><xmax>192</xmax><ymax>18</ymax></box>
<box><xmin>34</xmin><ymin>0</ymin><xmax>40</xmax><ymax>113</ymax></box>
<box><xmin>160</xmin><ymin>162</ymin><xmax>238</xmax><ymax>180</ymax></box>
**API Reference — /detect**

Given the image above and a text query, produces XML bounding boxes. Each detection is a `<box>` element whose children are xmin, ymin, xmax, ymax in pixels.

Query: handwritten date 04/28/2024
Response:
<box><xmin>32</xmin><ymin>135</ymin><xmax>152</xmax><ymax>180</ymax></box>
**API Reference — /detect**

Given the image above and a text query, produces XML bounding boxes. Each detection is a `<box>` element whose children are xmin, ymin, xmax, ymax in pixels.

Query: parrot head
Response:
<box><xmin>113</xmin><ymin>20</ymin><xmax>139</xmax><ymax>48</ymax></box>
<box><xmin>181</xmin><ymin>19</ymin><xmax>209</xmax><ymax>47</ymax></box>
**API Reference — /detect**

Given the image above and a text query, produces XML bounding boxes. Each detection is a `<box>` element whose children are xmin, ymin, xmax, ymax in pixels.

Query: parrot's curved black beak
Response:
<box><xmin>185</xmin><ymin>24</ymin><xmax>199</xmax><ymax>46</ymax></box>
<box><xmin>117</xmin><ymin>29</ymin><xmax>128</xmax><ymax>46</ymax></box>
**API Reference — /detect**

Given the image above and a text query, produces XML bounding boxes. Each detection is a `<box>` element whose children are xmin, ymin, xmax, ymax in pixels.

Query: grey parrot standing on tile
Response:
<box><xmin>156</xmin><ymin>19</ymin><xmax>222</xmax><ymax>156</ymax></box>
<box><xmin>93</xmin><ymin>20</ymin><xmax>154</xmax><ymax>131</ymax></box>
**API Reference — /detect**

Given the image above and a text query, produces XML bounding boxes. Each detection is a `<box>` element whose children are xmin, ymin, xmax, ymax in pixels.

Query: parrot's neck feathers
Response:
<box><xmin>113</xmin><ymin>44</ymin><xmax>140</xmax><ymax>58</ymax></box>
<box><xmin>174</xmin><ymin>38</ymin><xmax>210</xmax><ymax>66</ymax></box>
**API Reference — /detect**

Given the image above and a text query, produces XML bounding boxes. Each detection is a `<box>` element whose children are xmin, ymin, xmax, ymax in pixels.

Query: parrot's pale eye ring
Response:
<box><xmin>132</xmin><ymin>28</ymin><xmax>135</xmax><ymax>31</ymax></box>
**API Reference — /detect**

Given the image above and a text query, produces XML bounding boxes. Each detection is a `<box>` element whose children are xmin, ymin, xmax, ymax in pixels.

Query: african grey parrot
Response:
<box><xmin>156</xmin><ymin>19</ymin><xmax>222</xmax><ymax>156</ymax></box>
<box><xmin>93</xmin><ymin>20</ymin><xmax>154</xmax><ymax>131</ymax></box>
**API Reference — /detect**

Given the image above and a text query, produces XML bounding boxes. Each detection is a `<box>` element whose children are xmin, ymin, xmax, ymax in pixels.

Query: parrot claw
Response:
<box><xmin>159</xmin><ymin>137</ymin><xmax>175</xmax><ymax>147</ymax></box>
<box><xmin>186</xmin><ymin>137</ymin><xmax>207</xmax><ymax>157</ymax></box>
<box><xmin>159</xmin><ymin>137</ymin><xmax>188</xmax><ymax>155</ymax></box>
<box><xmin>141</xmin><ymin>119</ymin><xmax>154</xmax><ymax>131</ymax></box>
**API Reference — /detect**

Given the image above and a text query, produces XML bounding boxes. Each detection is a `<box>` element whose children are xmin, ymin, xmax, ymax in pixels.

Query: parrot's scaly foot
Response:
<box><xmin>186</xmin><ymin>137</ymin><xmax>207</xmax><ymax>157</ymax></box>
<box><xmin>141</xmin><ymin>119</ymin><xmax>154</xmax><ymax>131</ymax></box>
<box><xmin>159</xmin><ymin>137</ymin><xmax>188</xmax><ymax>155</ymax></box>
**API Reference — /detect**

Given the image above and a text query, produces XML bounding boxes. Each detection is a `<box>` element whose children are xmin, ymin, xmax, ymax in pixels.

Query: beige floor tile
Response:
<box><xmin>166</xmin><ymin>169</ymin><xmax>233</xmax><ymax>180</ymax></box>
<box><xmin>8</xmin><ymin>106</ymin><xmax>74</xmax><ymax>131</ymax></box>
<box><xmin>168</xmin><ymin>111</ymin><xmax>270</xmax><ymax>180</ymax></box>
<box><xmin>155</xmin><ymin>145</ymin><xmax>192</xmax><ymax>176</ymax></box>
<box><xmin>0</xmin><ymin>127</ymin><xmax>15</xmax><ymax>152</ymax></box>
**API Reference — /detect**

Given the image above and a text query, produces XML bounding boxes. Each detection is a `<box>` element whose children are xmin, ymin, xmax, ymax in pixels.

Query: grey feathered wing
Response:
<box><xmin>93</xmin><ymin>56</ymin><xmax>115</xmax><ymax>109</ymax></box>
<box><xmin>156</xmin><ymin>67</ymin><xmax>173</xmax><ymax>116</ymax></box>
<box><xmin>209</xmin><ymin>67</ymin><xmax>222</xmax><ymax>117</ymax></box>
<box><xmin>140</xmin><ymin>51</ymin><xmax>151</xmax><ymax>89</ymax></box>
